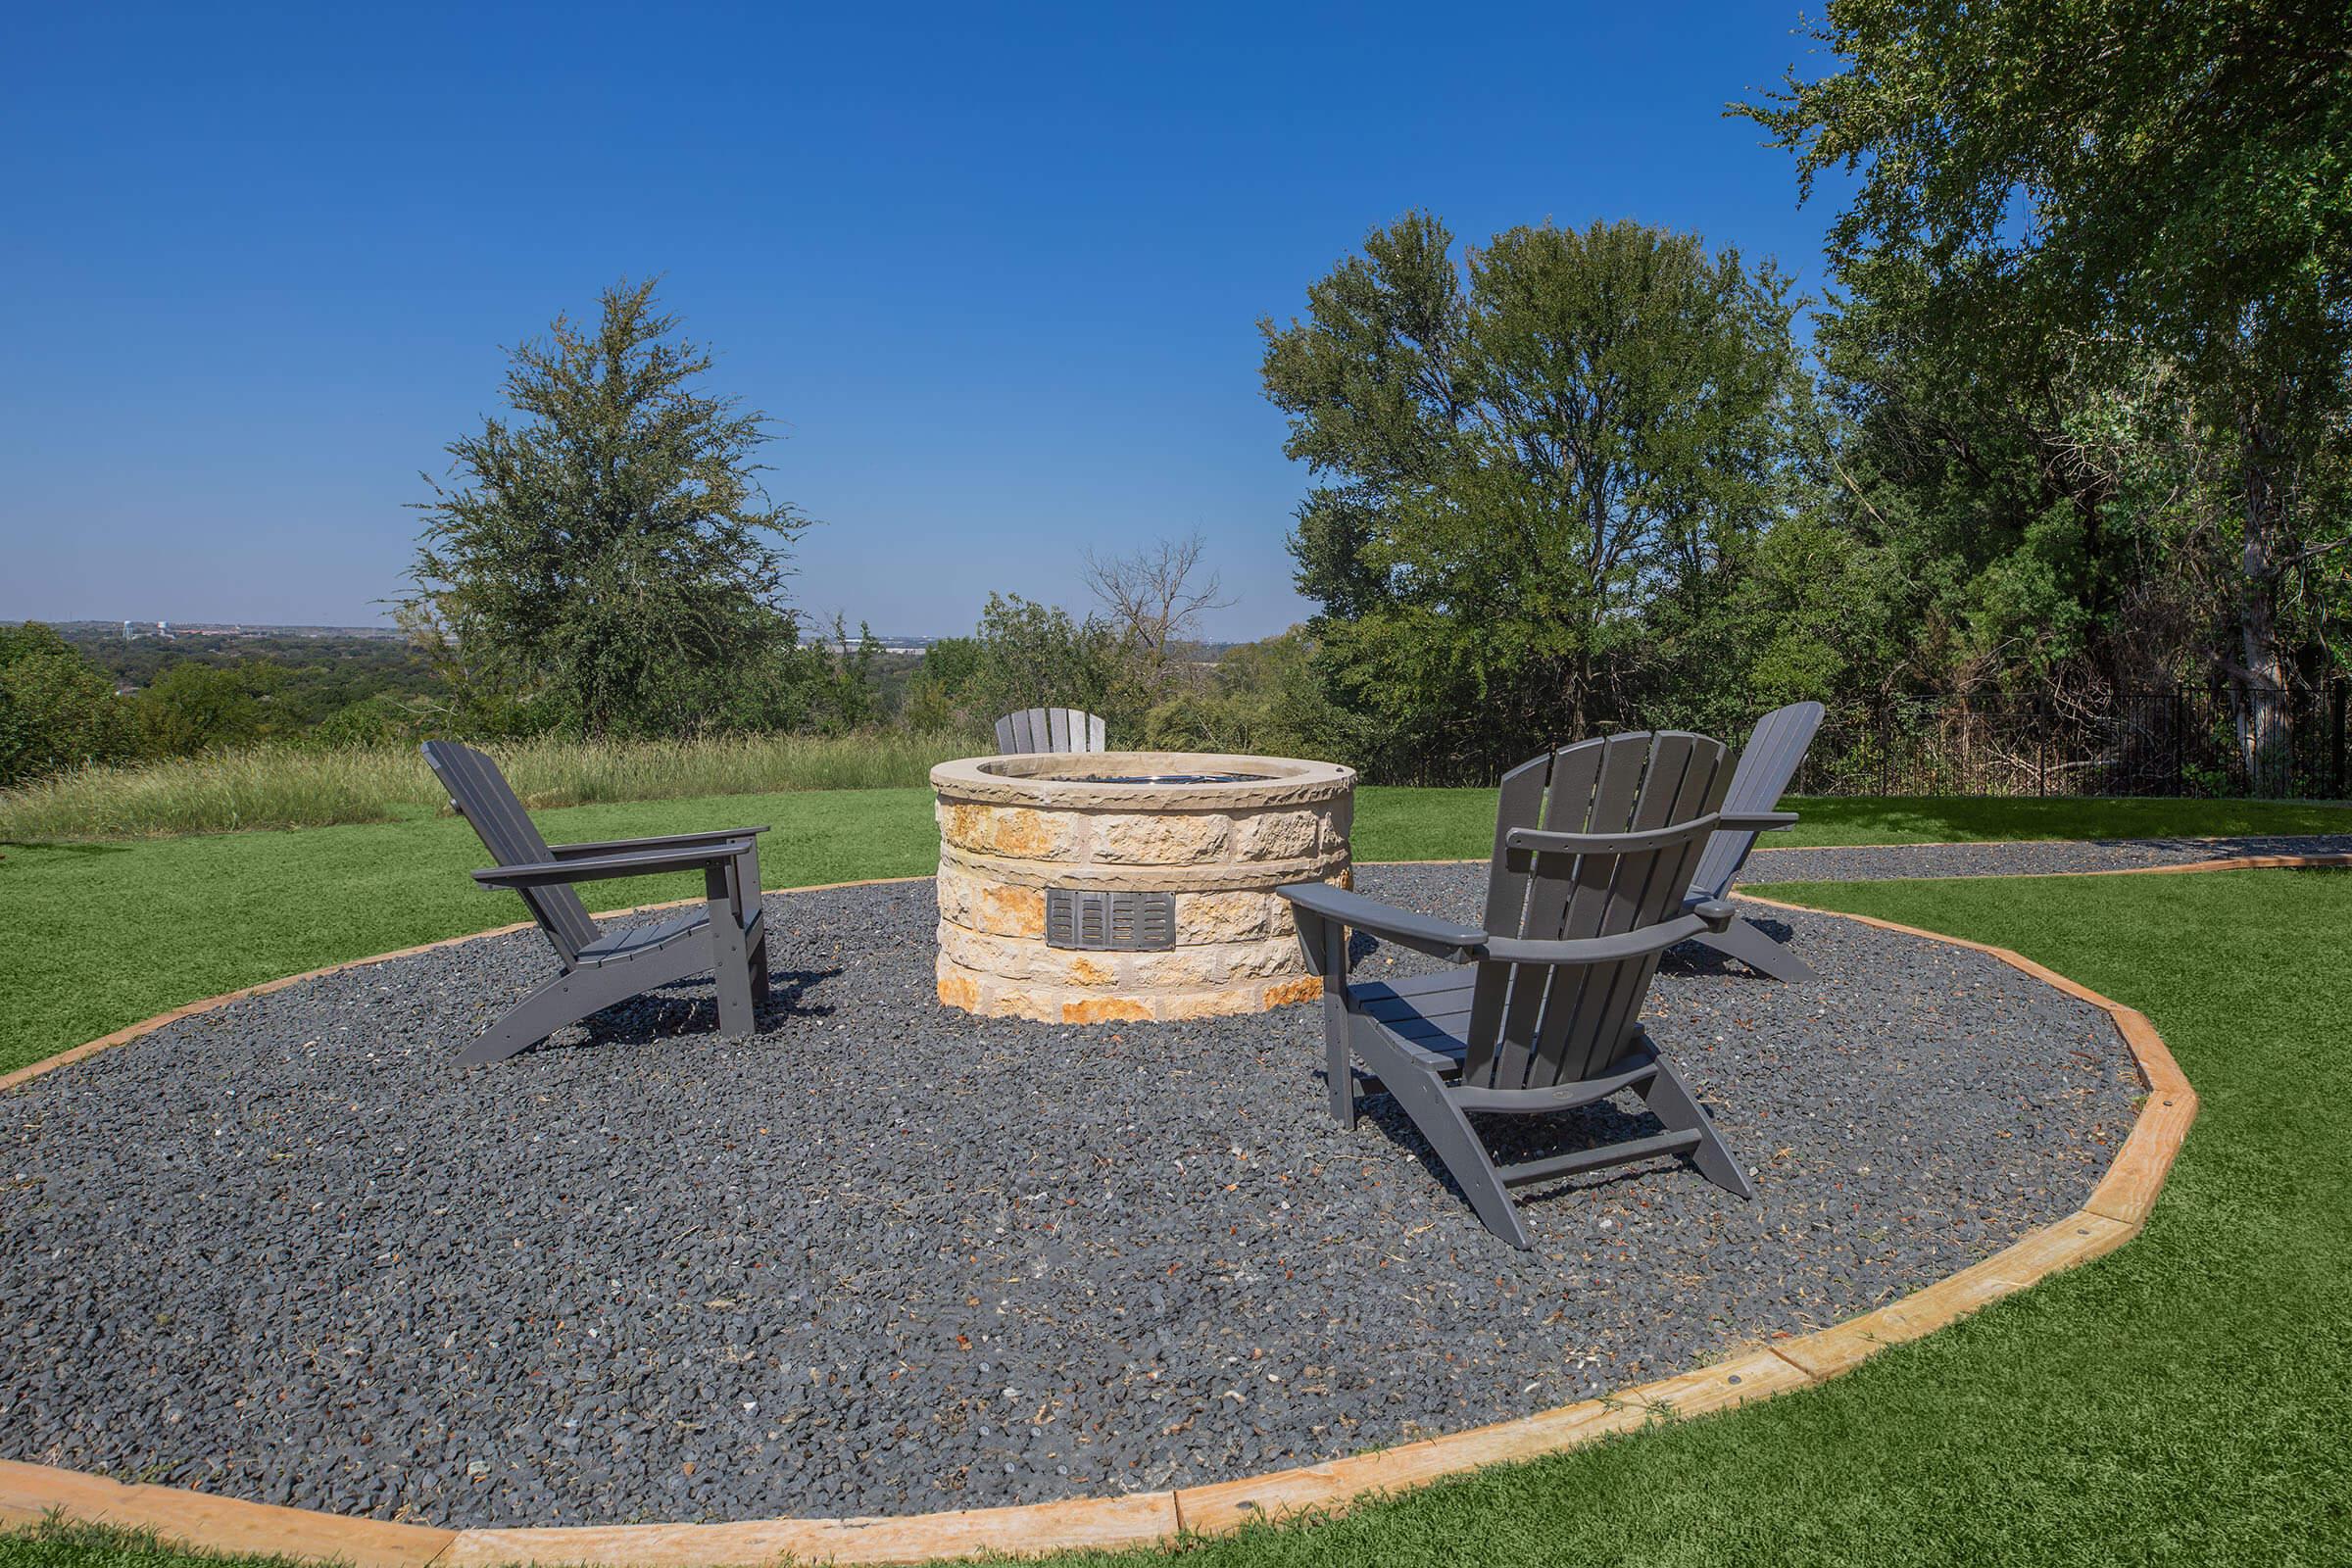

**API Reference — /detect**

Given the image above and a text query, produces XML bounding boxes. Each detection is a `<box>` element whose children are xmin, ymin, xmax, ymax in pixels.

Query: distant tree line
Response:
<box><xmin>0</xmin><ymin>622</ymin><xmax>459</xmax><ymax>787</ymax></box>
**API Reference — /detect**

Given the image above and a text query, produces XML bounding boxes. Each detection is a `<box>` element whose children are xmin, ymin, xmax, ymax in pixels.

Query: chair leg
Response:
<box><xmin>1313</xmin><ymin>920</ymin><xmax>1356</xmax><ymax>1128</ymax></box>
<box><xmin>748</xmin><ymin>922</ymin><xmax>772</xmax><ymax>1003</ymax></box>
<box><xmin>1323</xmin><ymin>994</ymin><xmax>1355</xmax><ymax>1128</ymax></box>
<box><xmin>706</xmin><ymin>866</ymin><xmax>757</xmax><ymax>1037</ymax></box>
<box><xmin>1638</xmin><ymin>1053</ymin><xmax>1756</xmax><ymax>1200</ymax></box>
<box><xmin>1695</xmin><ymin>914</ymin><xmax>1819</xmax><ymax>983</ymax></box>
<box><xmin>460</xmin><ymin>969</ymin><xmax>609</xmax><ymax>1067</ymax></box>
<box><xmin>736</xmin><ymin>851</ymin><xmax>770</xmax><ymax>1004</ymax></box>
<box><xmin>1366</xmin><ymin>1047</ymin><xmax>1533</xmax><ymax>1250</ymax></box>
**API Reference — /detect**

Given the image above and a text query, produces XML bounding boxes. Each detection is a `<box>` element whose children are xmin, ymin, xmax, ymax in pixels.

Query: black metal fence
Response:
<box><xmin>1791</xmin><ymin>684</ymin><xmax>2351</xmax><ymax>800</ymax></box>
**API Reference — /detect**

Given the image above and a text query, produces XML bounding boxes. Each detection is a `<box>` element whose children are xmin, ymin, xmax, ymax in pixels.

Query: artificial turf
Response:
<box><xmin>4</xmin><ymin>832</ymin><xmax>2350</xmax><ymax>1561</ymax></box>
<box><xmin>5</xmin><ymin>788</ymin><xmax>2347</xmax><ymax>1077</ymax></box>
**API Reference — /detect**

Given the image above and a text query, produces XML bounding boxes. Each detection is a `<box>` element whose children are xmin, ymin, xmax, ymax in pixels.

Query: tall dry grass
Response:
<box><xmin>0</xmin><ymin>729</ymin><xmax>981</xmax><ymax>841</ymax></box>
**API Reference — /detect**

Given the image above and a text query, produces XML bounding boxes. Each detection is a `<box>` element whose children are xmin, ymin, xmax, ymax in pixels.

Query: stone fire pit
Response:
<box><xmin>931</xmin><ymin>751</ymin><xmax>1355</xmax><ymax>1022</ymax></box>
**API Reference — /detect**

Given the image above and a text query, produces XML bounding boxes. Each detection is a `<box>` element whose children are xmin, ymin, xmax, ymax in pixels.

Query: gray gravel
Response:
<box><xmin>1</xmin><ymin>864</ymin><xmax>2138</xmax><ymax>1528</ymax></box>
<box><xmin>1739</xmin><ymin>832</ymin><xmax>2352</xmax><ymax>884</ymax></box>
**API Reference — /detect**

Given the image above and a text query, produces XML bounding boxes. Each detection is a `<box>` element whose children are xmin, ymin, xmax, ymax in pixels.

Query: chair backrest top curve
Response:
<box><xmin>994</xmin><ymin>707</ymin><xmax>1108</xmax><ymax>755</ymax></box>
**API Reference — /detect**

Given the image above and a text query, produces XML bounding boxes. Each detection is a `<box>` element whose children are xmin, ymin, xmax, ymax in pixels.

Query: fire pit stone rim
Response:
<box><xmin>929</xmin><ymin>750</ymin><xmax>1355</xmax><ymax>810</ymax></box>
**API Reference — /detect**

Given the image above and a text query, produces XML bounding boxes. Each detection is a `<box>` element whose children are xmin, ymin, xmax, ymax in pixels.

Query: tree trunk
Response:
<box><xmin>1563</xmin><ymin>649</ymin><xmax>1592</xmax><ymax>744</ymax></box>
<box><xmin>2232</xmin><ymin>393</ymin><xmax>2294</xmax><ymax>795</ymax></box>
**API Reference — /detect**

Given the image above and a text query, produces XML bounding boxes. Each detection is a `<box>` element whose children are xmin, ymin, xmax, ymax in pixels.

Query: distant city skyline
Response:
<box><xmin>0</xmin><ymin>1</ymin><xmax>1841</xmax><ymax>640</ymax></box>
<box><xmin>31</xmin><ymin>615</ymin><xmax>954</xmax><ymax>649</ymax></box>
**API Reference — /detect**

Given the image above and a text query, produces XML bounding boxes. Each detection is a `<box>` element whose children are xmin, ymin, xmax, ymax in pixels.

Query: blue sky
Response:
<box><xmin>0</xmin><ymin>2</ymin><xmax>1840</xmax><ymax>641</ymax></box>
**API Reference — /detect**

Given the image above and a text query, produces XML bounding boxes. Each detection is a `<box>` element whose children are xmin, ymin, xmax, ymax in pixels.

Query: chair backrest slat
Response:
<box><xmin>421</xmin><ymin>740</ymin><xmax>600</xmax><ymax>965</ymax></box>
<box><xmin>1461</xmin><ymin>731</ymin><xmax>1731</xmax><ymax>1093</ymax></box>
<box><xmin>1555</xmin><ymin>734</ymin><xmax>1723</xmax><ymax>1081</ymax></box>
<box><xmin>994</xmin><ymin>708</ymin><xmax>1109</xmax><ymax>755</ymax></box>
<box><xmin>1492</xmin><ymin>735</ymin><xmax>1647</xmax><ymax>1089</ymax></box>
<box><xmin>1471</xmin><ymin>747</ymin><xmax>1572</xmax><ymax>1059</ymax></box>
<box><xmin>1688</xmin><ymin>702</ymin><xmax>1825</xmax><ymax>899</ymax></box>
<box><xmin>1532</xmin><ymin>733</ymin><xmax>1691</xmax><ymax>1087</ymax></box>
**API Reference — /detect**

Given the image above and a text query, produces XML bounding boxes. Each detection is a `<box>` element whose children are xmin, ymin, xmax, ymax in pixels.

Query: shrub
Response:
<box><xmin>0</xmin><ymin>624</ymin><xmax>144</xmax><ymax>788</ymax></box>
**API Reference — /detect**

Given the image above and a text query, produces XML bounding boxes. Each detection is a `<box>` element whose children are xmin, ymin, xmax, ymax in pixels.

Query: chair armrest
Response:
<box><xmin>1690</xmin><ymin>898</ymin><xmax>1739</xmax><ymax>932</ymax></box>
<box><xmin>1484</xmin><ymin>910</ymin><xmax>1715</xmax><ymax>966</ymax></box>
<box><xmin>1717</xmin><ymin>810</ymin><xmax>1797</xmax><ymax>832</ymax></box>
<box><xmin>1276</xmin><ymin>882</ymin><xmax>1489</xmax><ymax>963</ymax></box>
<box><xmin>1503</xmin><ymin>814</ymin><xmax>1724</xmax><ymax>859</ymax></box>
<box><xmin>546</xmin><ymin>827</ymin><xmax>770</xmax><ymax>858</ymax></box>
<box><xmin>472</xmin><ymin>839</ymin><xmax>759</xmax><ymax>889</ymax></box>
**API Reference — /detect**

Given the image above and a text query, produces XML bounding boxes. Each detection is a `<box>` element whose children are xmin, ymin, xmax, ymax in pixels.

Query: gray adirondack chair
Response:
<box><xmin>422</xmin><ymin>741</ymin><xmax>771</xmax><ymax>1067</ymax></box>
<box><xmin>1683</xmin><ymin>702</ymin><xmax>1825</xmax><ymax>981</ymax></box>
<box><xmin>1278</xmin><ymin>730</ymin><xmax>1771</xmax><ymax>1250</ymax></box>
<box><xmin>994</xmin><ymin>707</ymin><xmax>1108</xmax><ymax>755</ymax></box>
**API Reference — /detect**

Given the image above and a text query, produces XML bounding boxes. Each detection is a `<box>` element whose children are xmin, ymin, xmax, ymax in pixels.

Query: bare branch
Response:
<box><xmin>1081</xmin><ymin>533</ymin><xmax>1237</xmax><ymax>673</ymax></box>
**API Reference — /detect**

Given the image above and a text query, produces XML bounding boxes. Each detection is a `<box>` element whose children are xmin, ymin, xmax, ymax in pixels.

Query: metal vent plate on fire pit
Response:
<box><xmin>1046</xmin><ymin>888</ymin><xmax>1175</xmax><ymax>951</ymax></box>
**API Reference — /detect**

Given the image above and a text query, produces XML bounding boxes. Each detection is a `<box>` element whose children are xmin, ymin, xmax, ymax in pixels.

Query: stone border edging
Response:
<box><xmin>2</xmin><ymin>858</ymin><xmax>2250</xmax><ymax>1566</ymax></box>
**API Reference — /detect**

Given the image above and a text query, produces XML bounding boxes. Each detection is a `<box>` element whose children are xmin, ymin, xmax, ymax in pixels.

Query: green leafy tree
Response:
<box><xmin>1741</xmin><ymin>0</ymin><xmax>2352</xmax><ymax>774</ymax></box>
<box><xmin>401</xmin><ymin>278</ymin><xmax>807</xmax><ymax>739</ymax></box>
<box><xmin>1140</xmin><ymin>628</ymin><xmax>1348</xmax><ymax>759</ymax></box>
<box><xmin>137</xmin><ymin>662</ymin><xmax>272</xmax><ymax>756</ymax></box>
<box><xmin>794</xmin><ymin>616</ymin><xmax>887</xmax><ymax>733</ymax></box>
<box><xmin>1262</xmin><ymin>215</ymin><xmax>1799</xmax><ymax>776</ymax></box>
<box><xmin>0</xmin><ymin>623</ymin><xmax>145</xmax><ymax>787</ymax></box>
<box><xmin>965</xmin><ymin>593</ymin><xmax>1127</xmax><ymax>733</ymax></box>
<box><xmin>903</xmin><ymin>636</ymin><xmax>986</xmax><ymax>731</ymax></box>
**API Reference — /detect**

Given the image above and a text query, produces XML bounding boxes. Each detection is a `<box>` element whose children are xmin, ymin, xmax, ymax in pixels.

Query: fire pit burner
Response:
<box><xmin>1064</xmin><ymin>771</ymin><xmax>1273</xmax><ymax>786</ymax></box>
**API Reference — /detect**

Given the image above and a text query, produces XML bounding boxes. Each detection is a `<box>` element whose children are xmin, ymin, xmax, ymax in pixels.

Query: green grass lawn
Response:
<box><xmin>6</xmin><ymin>863</ymin><xmax>2348</xmax><ymax>1565</ymax></box>
<box><xmin>4</xmin><ymin>789</ymin><xmax>2349</xmax><ymax>1077</ymax></box>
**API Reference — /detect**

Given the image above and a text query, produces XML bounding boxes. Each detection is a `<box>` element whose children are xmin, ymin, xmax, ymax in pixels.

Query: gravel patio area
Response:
<box><xmin>1</xmin><ymin>863</ymin><xmax>2139</xmax><ymax>1528</ymax></box>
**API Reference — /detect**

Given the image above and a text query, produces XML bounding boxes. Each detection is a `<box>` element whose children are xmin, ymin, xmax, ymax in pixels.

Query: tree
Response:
<box><xmin>903</xmin><ymin>636</ymin><xmax>985</xmax><ymax>732</ymax></box>
<box><xmin>794</xmin><ymin>616</ymin><xmax>887</xmax><ymax>733</ymax></box>
<box><xmin>1081</xmin><ymin>532</ymin><xmax>1234</xmax><ymax>704</ymax></box>
<box><xmin>0</xmin><ymin>623</ymin><xmax>144</xmax><ymax>787</ymax></box>
<box><xmin>136</xmin><ymin>662</ymin><xmax>270</xmax><ymax>756</ymax></box>
<box><xmin>967</xmin><ymin>594</ymin><xmax>1125</xmax><ymax>729</ymax></box>
<box><xmin>305</xmin><ymin>692</ymin><xmax>436</xmax><ymax>751</ymax></box>
<box><xmin>1138</xmin><ymin>627</ymin><xmax>1348</xmax><ymax>759</ymax></box>
<box><xmin>1741</xmin><ymin>0</ymin><xmax>2352</xmax><ymax>777</ymax></box>
<box><xmin>1261</xmin><ymin>215</ymin><xmax>1799</xmax><ymax>774</ymax></box>
<box><xmin>401</xmin><ymin>278</ymin><xmax>807</xmax><ymax>739</ymax></box>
